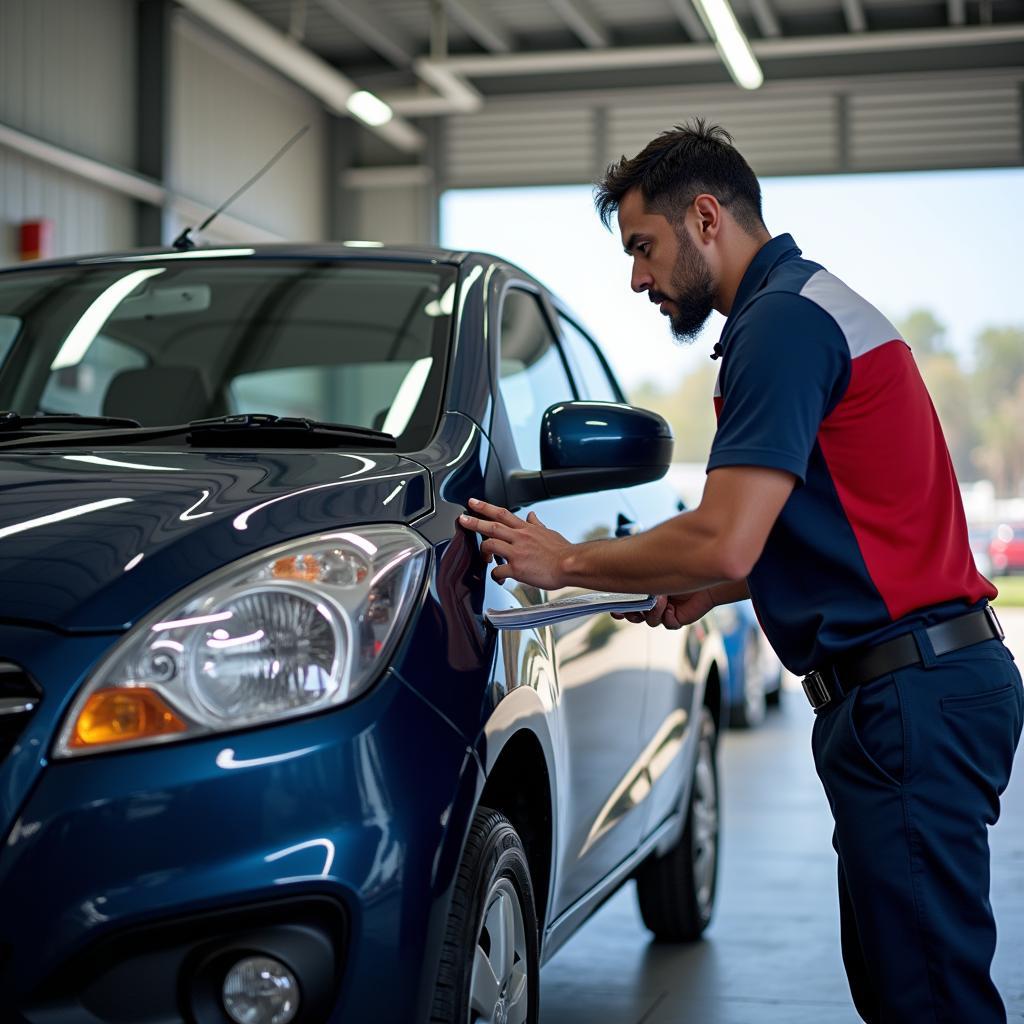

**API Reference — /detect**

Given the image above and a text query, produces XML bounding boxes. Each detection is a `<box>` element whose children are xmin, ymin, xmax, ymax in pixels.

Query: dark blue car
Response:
<box><xmin>0</xmin><ymin>246</ymin><xmax>727</xmax><ymax>1024</ymax></box>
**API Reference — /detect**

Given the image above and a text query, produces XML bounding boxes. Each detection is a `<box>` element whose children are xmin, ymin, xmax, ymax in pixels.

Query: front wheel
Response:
<box><xmin>635</xmin><ymin>705</ymin><xmax>720</xmax><ymax>941</ymax></box>
<box><xmin>430</xmin><ymin>807</ymin><xmax>540</xmax><ymax>1024</ymax></box>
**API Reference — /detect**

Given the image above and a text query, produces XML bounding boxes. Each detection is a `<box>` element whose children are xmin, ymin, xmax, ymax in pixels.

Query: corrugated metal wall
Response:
<box><xmin>170</xmin><ymin>14</ymin><xmax>328</xmax><ymax>243</ymax></box>
<box><xmin>443</xmin><ymin>68</ymin><xmax>1024</xmax><ymax>187</ymax></box>
<box><xmin>0</xmin><ymin>0</ymin><xmax>138</xmax><ymax>265</ymax></box>
<box><xmin>0</xmin><ymin>2</ymin><xmax>332</xmax><ymax>266</ymax></box>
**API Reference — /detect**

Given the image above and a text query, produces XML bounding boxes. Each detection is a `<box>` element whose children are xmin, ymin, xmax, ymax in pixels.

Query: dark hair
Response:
<box><xmin>594</xmin><ymin>119</ymin><xmax>765</xmax><ymax>235</ymax></box>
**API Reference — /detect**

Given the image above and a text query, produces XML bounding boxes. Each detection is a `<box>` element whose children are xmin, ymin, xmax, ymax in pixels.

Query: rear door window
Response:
<box><xmin>558</xmin><ymin>316</ymin><xmax>622</xmax><ymax>403</ymax></box>
<box><xmin>498</xmin><ymin>289</ymin><xmax>576</xmax><ymax>470</ymax></box>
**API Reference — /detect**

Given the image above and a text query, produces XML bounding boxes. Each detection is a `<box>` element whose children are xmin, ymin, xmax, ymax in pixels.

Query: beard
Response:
<box><xmin>651</xmin><ymin>230</ymin><xmax>716</xmax><ymax>345</ymax></box>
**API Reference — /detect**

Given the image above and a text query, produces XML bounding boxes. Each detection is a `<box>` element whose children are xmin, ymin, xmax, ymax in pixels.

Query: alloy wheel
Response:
<box><xmin>691</xmin><ymin>719</ymin><xmax>720</xmax><ymax>919</ymax></box>
<box><xmin>469</xmin><ymin>877</ymin><xmax>529</xmax><ymax>1024</ymax></box>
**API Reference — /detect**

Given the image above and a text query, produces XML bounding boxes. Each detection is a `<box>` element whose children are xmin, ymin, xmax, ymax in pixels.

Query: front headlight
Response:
<box><xmin>54</xmin><ymin>526</ymin><xmax>429</xmax><ymax>758</ymax></box>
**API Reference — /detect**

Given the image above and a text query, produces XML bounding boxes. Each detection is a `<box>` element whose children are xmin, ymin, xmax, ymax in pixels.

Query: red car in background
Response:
<box><xmin>991</xmin><ymin>523</ymin><xmax>1024</xmax><ymax>575</ymax></box>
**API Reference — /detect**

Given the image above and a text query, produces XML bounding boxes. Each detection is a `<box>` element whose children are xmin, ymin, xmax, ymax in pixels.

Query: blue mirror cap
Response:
<box><xmin>540</xmin><ymin>401</ymin><xmax>673</xmax><ymax>471</ymax></box>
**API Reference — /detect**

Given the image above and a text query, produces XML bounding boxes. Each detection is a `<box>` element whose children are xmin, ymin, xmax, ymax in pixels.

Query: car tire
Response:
<box><xmin>730</xmin><ymin>628</ymin><xmax>767</xmax><ymax>729</ymax></box>
<box><xmin>430</xmin><ymin>807</ymin><xmax>540</xmax><ymax>1024</ymax></box>
<box><xmin>635</xmin><ymin>705</ymin><xmax>719</xmax><ymax>942</ymax></box>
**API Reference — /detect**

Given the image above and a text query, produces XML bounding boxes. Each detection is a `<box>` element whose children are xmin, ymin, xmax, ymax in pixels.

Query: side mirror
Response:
<box><xmin>508</xmin><ymin>401</ymin><xmax>673</xmax><ymax>504</ymax></box>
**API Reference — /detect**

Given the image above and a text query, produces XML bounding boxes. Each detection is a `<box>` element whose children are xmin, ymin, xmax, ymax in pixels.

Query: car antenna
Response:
<box><xmin>171</xmin><ymin>124</ymin><xmax>310</xmax><ymax>252</ymax></box>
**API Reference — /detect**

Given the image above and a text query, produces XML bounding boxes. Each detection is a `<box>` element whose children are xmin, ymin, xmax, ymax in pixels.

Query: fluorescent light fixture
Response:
<box><xmin>342</xmin><ymin>240</ymin><xmax>384</xmax><ymax>248</ymax></box>
<box><xmin>345</xmin><ymin>90</ymin><xmax>394</xmax><ymax>127</ymax></box>
<box><xmin>690</xmin><ymin>0</ymin><xmax>764</xmax><ymax>89</ymax></box>
<box><xmin>51</xmin><ymin>269</ymin><xmax>164</xmax><ymax>370</ymax></box>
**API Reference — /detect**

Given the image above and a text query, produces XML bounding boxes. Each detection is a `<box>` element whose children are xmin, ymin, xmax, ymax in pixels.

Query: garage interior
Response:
<box><xmin>1</xmin><ymin>0</ymin><xmax>1023</xmax><ymax>1021</ymax></box>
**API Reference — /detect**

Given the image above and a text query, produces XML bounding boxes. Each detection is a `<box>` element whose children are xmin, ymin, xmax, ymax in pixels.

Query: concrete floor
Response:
<box><xmin>540</xmin><ymin>607</ymin><xmax>1024</xmax><ymax>1024</ymax></box>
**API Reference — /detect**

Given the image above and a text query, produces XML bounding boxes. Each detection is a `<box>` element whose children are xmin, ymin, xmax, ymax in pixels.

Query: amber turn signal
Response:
<box><xmin>69</xmin><ymin>687</ymin><xmax>188</xmax><ymax>749</ymax></box>
<box><xmin>271</xmin><ymin>554</ymin><xmax>322</xmax><ymax>582</ymax></box>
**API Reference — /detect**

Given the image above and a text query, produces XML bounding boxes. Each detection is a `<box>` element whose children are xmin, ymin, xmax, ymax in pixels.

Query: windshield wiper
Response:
<box><xmin>0</xmin><ymin>413</ymin><xmax>397</xmax><ymax>450</ymax></box>
<box><xmin>0</xmin><ymin>411</ymin><xmax>142</xmax><ymax>438</ymax></box>
<box><xmin>186</xmin><ymin>414</ymin><xmax>398</xmax><ymax>448</ymax></box>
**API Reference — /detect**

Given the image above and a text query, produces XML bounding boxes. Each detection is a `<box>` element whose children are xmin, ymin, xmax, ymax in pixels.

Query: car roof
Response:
<box><xmin>5</xmin><ymin>242</ymin><xmax>472</xmax><ymax>272</ymax></box>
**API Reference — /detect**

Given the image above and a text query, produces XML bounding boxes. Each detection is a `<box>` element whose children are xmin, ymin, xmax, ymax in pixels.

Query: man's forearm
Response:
<box><xmin>558</xmin><ymin>511</ymin><xmax>742</xmax><ymax>594</ymax></box>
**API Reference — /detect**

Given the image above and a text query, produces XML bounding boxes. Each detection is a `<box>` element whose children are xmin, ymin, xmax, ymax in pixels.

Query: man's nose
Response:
<box><xmin>631</xmin><ymin>262</ymin><xmax>651</xmax><ymax>294</ymax></box>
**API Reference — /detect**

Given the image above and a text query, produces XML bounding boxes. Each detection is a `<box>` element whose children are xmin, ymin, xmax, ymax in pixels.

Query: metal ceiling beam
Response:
<box><xmin>424</xmin><ymin>23</ymin><xmax>1024</xmax><ymax>76</ymax></box>
<box><xmin>748</xmin><ymin>0</ymin><xmax>782</xmax><ymax>38</ymax></box>
<box><xmin>668</xmin><ymin>0</ymin><xmax>710</xmax><ymax>41</ymax></box>
<box><xmin>548</xmin><ymin>0</ymin><xmax>611</xmax><ymax>48</ymax></box>
<box><xmin>175</xmin><ymin>0</ymin><xmax>424</xmax><ymax>152</ymax></box>
<box><xmin>315</xmin><ymin>0</ymin><xmax>416</xmax><ymax>68</ymax></box>
<box><xmin>443</xmin><ymin>0</ymin><xmax>514</xmax><ymax>53</ymax></box>
<box><xmin>841</xmin><ymin>0</ymin><xmax>868</xmax><ymax>33</ymax></box>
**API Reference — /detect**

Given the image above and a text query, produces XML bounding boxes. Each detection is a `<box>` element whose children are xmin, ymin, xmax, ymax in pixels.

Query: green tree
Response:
<box><xmin>975</xmin><ymin>376</ymin><xmax>1024</xmax><ymax>497</ymax></box>
<box><xmin>897</xmin><ymin>311</ymin><xmax>981</xmax><ymax>481</ymax></box>
<box><xmin>974</xmin><ymin>326</ymin><xmax>1024</xmax><ymax>407</ymax></box>
<box><xmin>972</xmin><ymin>326</ymin><xmax>1024</xmax><ymax>496</ymax></box>
<box><xmin>629</xmin><ymin>362</ymin><xmax>718</xmax><ymax>463</ymax></box>
<box><xmin>899</xmin><ymin>309</ymin><xmax>951</xmax><ymax>358</ymax></box>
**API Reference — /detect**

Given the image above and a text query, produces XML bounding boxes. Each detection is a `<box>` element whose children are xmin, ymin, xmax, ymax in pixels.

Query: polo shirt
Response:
<box><xmin>707</xmin><ymin>233</ymin><xmax>996</xmax><ymax>675</ymax></box>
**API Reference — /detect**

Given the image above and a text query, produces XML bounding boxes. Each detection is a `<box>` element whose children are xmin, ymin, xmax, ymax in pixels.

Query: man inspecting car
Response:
<box><xmin>459</xmin><ymin>120</ymin><xmax>1023</xmax><ymax>1023</ymax></box>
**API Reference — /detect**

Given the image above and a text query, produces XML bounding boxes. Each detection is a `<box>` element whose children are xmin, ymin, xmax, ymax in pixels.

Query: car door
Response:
<box><xmin>557</xmin><ymin>312</ymin><xmax>700</xmax><ymax>838</ymax></box>
<box><xmin>490</xmin><ymin>285</ymin><xmax>650</xmax><ymax>914</ymax></box>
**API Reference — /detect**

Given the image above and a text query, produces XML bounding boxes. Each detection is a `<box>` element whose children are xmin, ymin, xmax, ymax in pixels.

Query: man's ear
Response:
<box><xmin>692</xmin><ymin>193</ymin><xmax>721</xmax><ymax>240</ymax></box>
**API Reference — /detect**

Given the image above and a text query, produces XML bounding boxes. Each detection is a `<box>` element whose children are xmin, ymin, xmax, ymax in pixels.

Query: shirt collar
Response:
<box><xmin>726</xmin><ymin>233</ymin><xmax>801</xmax><ymax>324</ymax></box>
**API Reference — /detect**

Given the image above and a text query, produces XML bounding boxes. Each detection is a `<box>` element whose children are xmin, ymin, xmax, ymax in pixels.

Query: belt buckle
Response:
<box><xmin>985</xmin><ymin>604</ymin><xmax>1005</xmax><ymax>641</ymax></box>
<box><xmin>801</xmin><ymin>670</ymin><xmax>832</xmax><ymax>710</ymax></box>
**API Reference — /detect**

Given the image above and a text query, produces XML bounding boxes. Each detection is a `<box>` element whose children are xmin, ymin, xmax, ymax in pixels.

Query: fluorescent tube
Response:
<box><xmin>690</xmin><ymin>0</ymin><xmax>764</xmax><ymax>89</ymax></box>
<box><xmin>346</xmin><ymin>91</ymin><xmax>394</xmax><ymax>127</ymax></box>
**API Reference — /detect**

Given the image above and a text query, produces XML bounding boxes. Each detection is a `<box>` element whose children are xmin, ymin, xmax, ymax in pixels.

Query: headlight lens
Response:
<box><xmin>55</xmin><ymin>526</ymin><xmax>429</xmax><ymax>758</ymax></box>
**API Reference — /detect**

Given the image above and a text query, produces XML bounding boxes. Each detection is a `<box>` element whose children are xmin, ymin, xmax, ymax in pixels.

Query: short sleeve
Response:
<box><xmin>707</xmin><ymin>292</ymin><xmax>850</xmax><ymax>483</ymax></box>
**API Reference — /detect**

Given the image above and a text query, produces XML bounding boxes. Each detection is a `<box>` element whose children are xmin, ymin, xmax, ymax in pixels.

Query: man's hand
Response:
<box><xmin>613</xmin><ymin>589</ymin><xmax>715</xmax><ymax>630</ymax></box>
<box><xmin>459</xmin><ymin>498</ymin><xmax>573</xmax><ymax>589</ymax></box>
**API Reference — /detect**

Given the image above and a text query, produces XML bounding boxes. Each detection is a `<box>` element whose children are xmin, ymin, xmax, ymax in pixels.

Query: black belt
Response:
<box><xmin>803</xmin><ymin>605</ymin><xmax>1005</xmax><ymax>711</ymax></box>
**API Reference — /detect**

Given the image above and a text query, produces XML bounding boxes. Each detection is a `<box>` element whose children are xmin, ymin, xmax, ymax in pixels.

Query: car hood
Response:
<box><xmin>0</xmin><ymin>448</ymin><xmax>431</xmax><ymax>631</ymax></box>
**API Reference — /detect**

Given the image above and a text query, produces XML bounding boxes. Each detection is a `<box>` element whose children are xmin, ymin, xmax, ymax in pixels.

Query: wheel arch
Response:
<box><xmin>477</xmin><ymin>727</ymin><xmax>555</xmax><ymax>940</ymax></box>
<box><xmin>695</xmin><ymin>629</ymin><xmax>727</xmax><ymax>738</ymax></box>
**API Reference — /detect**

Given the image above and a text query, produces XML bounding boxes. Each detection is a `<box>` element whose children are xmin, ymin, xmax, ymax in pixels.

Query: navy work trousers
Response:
<box><xmin>811</xmin><ymin>635</ymin><xmax>1023</xmax><ymax>1023</ymax></box>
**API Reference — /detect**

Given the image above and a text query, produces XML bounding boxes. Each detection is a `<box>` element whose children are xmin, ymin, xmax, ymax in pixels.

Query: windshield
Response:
<box><xmin>0</xmin><ymin>258</ymin><xmax>456</xmax><ymax>449</ymax></box>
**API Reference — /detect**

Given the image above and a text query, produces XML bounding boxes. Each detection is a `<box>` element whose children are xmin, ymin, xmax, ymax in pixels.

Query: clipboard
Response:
<box><xmin>485</xmin><ymin>591</ymin><xmax>657</xmax><ymax>630</ymax></box>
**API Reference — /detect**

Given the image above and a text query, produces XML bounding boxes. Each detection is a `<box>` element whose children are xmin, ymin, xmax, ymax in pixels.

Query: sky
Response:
<box><xmin>440</xmin><ymin>167</ymin><xmax>1024</xmax><ymax>395</ymax></box>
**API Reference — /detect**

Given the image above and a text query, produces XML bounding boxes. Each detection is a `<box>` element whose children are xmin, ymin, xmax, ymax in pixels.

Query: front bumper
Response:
<box><xmin>0</xmin><ymin>645</ymin><xmax>478</xmax><ymax>1023</ymax></box>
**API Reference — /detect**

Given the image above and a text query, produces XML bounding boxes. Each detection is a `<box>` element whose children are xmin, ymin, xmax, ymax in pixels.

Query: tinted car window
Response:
<box><xmin>499</xmin><ymin>289</ymin><xmax>575</xmax><ymax>470</ymax></box>
<box><xmin>0</xmin><ymin>260</ymin><xmax>455</xmax><ymax>449</ymax></box>
<box><xmin>559</xmin><ymin>315</ymin><xmax>622</xmax><ymax>402</ymax></box>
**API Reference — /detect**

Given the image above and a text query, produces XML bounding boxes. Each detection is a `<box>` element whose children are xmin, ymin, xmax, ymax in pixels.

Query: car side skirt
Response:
<box><xmin>539</xmin><ymin>808</ymin><xmax>684</xmax><ymax>966</ymax></box>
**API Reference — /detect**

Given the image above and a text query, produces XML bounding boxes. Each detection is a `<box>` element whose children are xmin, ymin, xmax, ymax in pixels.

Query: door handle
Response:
<box><xmin>615</xmin><ymin>513</ymin><xmax>638</xmax><ymax>538</ymax></box>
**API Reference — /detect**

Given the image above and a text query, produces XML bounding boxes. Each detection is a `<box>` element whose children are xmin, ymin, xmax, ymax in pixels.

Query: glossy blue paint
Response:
<box><xmin>1</xmin><ymin>668</ymin><xmax>475</xmax><ymax>1021</ymax></box>
<box><xmin>0</xmin><ymin>246</ymin><xmax>726</xmax><ymax>1023</ymax></box>
<box><xmin>541</xmin><ymin>401</ymin><xmax>673</xmax><ymax>472</ymax></box>
<box><xmin>0</xmin><ymin>451</ymin><xmax>431</xmax><ymax>630</ymax></box>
